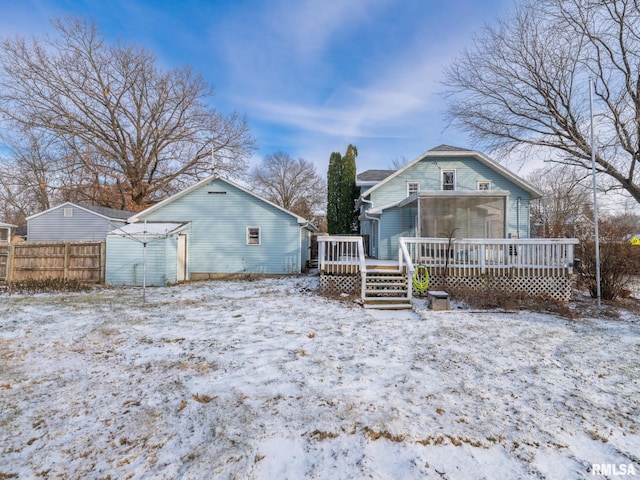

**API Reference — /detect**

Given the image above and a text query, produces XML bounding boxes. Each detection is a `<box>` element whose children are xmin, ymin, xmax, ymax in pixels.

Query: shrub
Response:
<box><xmin>6</xmin><ymin>278</ymin><xmax>93</xmax><ymax>295</ymax></box>
<box><xmin>448</xmin><ymin>285</ymin><xmax>575</xmax><ymax>318</ymax></box>
<box><xmin>575</xmin><ymin>219</ymin><xmax>640</xmax><ymax>300</ymax></box>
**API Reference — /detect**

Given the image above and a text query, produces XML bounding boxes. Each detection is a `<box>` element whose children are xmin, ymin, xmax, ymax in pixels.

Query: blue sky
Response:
<box><xmin>0</xmin><ymin>0</ymin><xmax>515</xmax><ymax>176</ymax></box>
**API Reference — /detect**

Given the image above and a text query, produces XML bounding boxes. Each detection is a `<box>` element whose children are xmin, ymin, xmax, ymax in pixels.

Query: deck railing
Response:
<box><xmin>317</xmin><ymin>235</ymin><xmax>366</xmax><ymax>276</ymax></box>
<box><xmin>399</xmin><ymin>237</ymin><xmax>579</xmax><ymax>277</ymax></box>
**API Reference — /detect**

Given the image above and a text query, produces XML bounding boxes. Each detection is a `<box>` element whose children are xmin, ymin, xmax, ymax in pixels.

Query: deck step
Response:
<box><xmin>365</xmin><ymin>291</ymin><xmax>407</xmax><ymax>296</ymax></box>
<box><xmin>363</xmin><ymin>303</ymin><xmax>413</xmax><ymax>310</ymax></box>
<box><xmin>362</xmin><ymin>268</ymin><xmax>411</xmax><ymax>310</ymax></box>
<box><xmin>363</xmin><ymin>298</ymin><xmax>412</xmax><ymax>310</ymax></box>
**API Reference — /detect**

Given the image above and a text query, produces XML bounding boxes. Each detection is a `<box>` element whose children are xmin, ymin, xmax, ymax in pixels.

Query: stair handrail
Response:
<box><xmin>357</xmin><ymin>236</ymin><xmax>367</xmax><ymax>300</ymax></box>
<box><xmin>399</xmin><ymin>237</ymin><xmax>415</xmax><ymax>302</ymax></box>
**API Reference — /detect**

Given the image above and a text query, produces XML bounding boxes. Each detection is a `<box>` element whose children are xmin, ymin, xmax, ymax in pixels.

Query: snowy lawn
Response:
<box><xmin>1</xmin><ymin>275</ymin><xmax>638</xmax><ymax>479</ymax></box>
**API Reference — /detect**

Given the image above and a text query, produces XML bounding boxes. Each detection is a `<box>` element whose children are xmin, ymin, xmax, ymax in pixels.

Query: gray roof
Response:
<box><xmin>78</xmin><ymin>203</ymin><xmax>137</xmax><ymax>220</ymax></box>
<box><xmin>428</xmin><ymin>144</ymin><xmax>470</xmax><ymax>152</ymax></box>
<box><xmin>357</xmin><ymin>169</ymin><xmax>396</xmax><ymax>182</ymax></box>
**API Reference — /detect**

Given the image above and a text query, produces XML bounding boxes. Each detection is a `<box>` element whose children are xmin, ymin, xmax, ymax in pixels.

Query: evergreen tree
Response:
<box><xmin>341</xmin><ymin>144</ymin><xmax>359</xmax><ymax>233</ymax></box>
<box><xmin>326</xmin><ymin>145</ymin><xmax>359</xmax><ymax>234</ymax></box>
<box><xmin>326</xmin><ymin>151</ymin><xmax>343</xmax><ymax>234</ymax></box>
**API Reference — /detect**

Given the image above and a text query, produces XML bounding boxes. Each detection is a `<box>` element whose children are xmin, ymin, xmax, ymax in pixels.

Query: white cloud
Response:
<box><xmin>271</xmin><ymin>0</ymin><xmax>392</xmax><ymax>58</ymax></box>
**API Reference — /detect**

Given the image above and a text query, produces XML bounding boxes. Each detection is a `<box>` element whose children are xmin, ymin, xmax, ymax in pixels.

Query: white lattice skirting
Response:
<box><xmin>319</xmin><ymin>274</ymin><xmax>360</xmax><ymax>296</ymax></box>
<box><xmin>421</xmin><ymin>275</ymin><xmax>573</xmax><ymax>302</ymax></box>
<box><xmin>320</xmin><ymin>273</ymin><xmax>573</xmax><ymax>302</ymax></box>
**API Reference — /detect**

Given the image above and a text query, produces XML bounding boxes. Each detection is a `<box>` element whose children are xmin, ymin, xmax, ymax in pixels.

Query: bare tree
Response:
<box><xmin>0</xmin><ymin>17</ymin><xmax>254</xmax><ymax>211</ymax></box>
<box><xmin>388</xmin><ymin>155</ymin><xmax>409</xmax><ymax>170</ymax></box>
<box><xmin>0</xmin><ymin>127</ymin><xmax>64</xmax><ymax>227</ymax></box>
<box><xmin>526</xmin><ymin>164</ymin><xmax>591</xmax><ymax>237</ymax></box>
<box><xmin>443</xmin><ymin>0</ymin><xmax>640</xmax><ymax>206</ymax></box>
<box><xmin>249</xmin><ymin>151</ymin><xmax>325</xmax><ymax>220</ymax></box>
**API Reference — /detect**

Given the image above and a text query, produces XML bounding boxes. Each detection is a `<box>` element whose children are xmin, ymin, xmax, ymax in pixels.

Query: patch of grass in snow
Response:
<box><xmin>363</xmin><ymin>426</ymin><xmax>406</xmax><ymax>442</ymax></box>
<box><xmin>307</xmin><ymin>429</ymin><xmax>340</xmax><ymax>441</ymax></box>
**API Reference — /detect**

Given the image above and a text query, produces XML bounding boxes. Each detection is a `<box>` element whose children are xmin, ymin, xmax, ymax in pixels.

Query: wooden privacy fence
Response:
<box><xmin>3</xmin><ymin>241</ymin><xmax>105</xmax><ymax>283</ymax></box>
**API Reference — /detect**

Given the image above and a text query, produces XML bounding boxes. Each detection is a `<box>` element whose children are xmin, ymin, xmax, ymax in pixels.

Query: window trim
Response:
<box><xmin>406</xmin><ymin>181</ymin><xmax>420</xmax><ymax>197</ymax></box>
<box><xmin>477</xmin><ymin>181</ymin><xmax>491</xmax><ymax>191</ymax></box>
<box><xmin>246</xmin><ymin>226</ymin><xmax>261</xmax><ymax>245</ymax></box>
<box><xmin>441</xmin><ymin>169</ymin><xmax>456</xmax><ymax>191</ymax></box>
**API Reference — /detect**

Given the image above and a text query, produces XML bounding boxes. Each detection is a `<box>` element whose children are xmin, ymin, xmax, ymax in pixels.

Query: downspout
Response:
<box><xmin>361</xmin><ymin>196</ymin><xmax>379</xmax><ymax>258</ymax></box>
<box><xmin>517</xmin><ymin>197</ymin><xmax>521</xmax><ymax>238</ymax></box>
<box><xmin>298</xmin><ymin>223</ymin><xmax>302</xmax><ymax>274</ymax></box>
<box><xmin>298</xmin><ymin>221</ymin><xmax>315</xmax><ymax>273</ymax></box>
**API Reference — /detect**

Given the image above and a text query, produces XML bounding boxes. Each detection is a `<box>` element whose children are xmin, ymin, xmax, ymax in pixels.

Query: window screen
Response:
<box><xmin>420</xmin><ymin>196</ymin><xmax>505</xmax><ymax>238</ymax></box>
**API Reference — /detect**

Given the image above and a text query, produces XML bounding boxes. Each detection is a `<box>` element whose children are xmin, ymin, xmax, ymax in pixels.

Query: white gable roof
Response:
<box><xmin>26</xmin><ymin>202</ymin><xmax>135</xmax><ymax>222</ymax></box>
<box><xmin>128</xmin><ymin>174</ymin><xmax>318</xmax><ymax>231</ymax></box>
<box><xmin>360</xmin><ymin>146</ymin><xmax>543</xmax><ymax>200</ymax></box>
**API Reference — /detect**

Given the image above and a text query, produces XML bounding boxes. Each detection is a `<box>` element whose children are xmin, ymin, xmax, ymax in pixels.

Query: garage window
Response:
<box><xmin>247</xmin><ymin>227</ymin><xmax>261</xmax><ymax>245</ymax></box>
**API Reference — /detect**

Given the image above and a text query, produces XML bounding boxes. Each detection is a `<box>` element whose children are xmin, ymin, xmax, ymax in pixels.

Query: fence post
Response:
<box><xmin>63</xmin><ymin>243</ymin><xmax>70</xmax><ymax>281</ymax></box>
<box><xmin>101</xmin><ymin>242</ymin><xmax>106</xmax><ymax>283</ymax></box>
<box><xmin>8</xmin><ymin>244</ymin><xmax>14</xmax><ymax>283</ymax></box>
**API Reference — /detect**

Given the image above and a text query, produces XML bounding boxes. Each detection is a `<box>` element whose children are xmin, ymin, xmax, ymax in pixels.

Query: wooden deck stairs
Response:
<box><xmin>363</xmin><ymin>265</ymin><xmax>412</xmax><ymax>310</ymax></box>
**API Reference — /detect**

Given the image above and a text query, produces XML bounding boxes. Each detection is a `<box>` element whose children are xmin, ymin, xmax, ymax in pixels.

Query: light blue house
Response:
<box><xmin>358</xmin><ymin>145</ymin><xmax>543</xmax><ymax>260</ymax></box>
<box><xmin>106</xmin><ymin>222</ymin><xmax>191</xmax><ymax>286</ymax></box>
<box><xmin>106</xmin><ymin>175</ymin><xmax>318</xmax><ymax>286</ymax></box>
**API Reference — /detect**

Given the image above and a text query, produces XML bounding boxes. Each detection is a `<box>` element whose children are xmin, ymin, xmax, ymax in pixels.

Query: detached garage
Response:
<box><xmin>106</xmin><ymin>222</ymin><xmax>190</xmax><ymax>286</ymax></box>
<box><xmin>104</xmin><ymin>174</ymin><xmax>318</xmax><ymax>286</ymax></box>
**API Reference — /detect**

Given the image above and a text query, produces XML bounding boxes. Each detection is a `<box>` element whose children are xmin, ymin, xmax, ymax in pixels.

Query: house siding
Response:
<box><xmin>106</xmin><ymin>236</ymin><xmax>173</xmax><ymax>286</ymax></box>
<box><xmin>139</xmin><ymin>179</ymin><xmax>302</xmax><ymax>275</ymax></box>
<box><xmin>361</xmin><ymin>154</ymin><xmax>536</xmax><ymax>260</ymax></box>
<box><xmin>28</xmin><ymin>205</ymin><xmax>126</xmax><ymax>241</ymax></box>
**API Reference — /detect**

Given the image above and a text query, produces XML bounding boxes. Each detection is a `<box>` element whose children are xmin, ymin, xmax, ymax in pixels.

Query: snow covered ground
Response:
<box><xmin>1</xmin><ymin>275</ymin><xmax>638</xmax><ymax>479</ymax></box>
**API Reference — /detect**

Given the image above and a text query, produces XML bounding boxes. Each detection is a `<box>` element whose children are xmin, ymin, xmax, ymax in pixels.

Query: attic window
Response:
<box><xmin>407</xmin><ymin>181</ymin><xmax>420</xmax><ymax>197</ymax></box>
<box><xmin>247</xmin><ymin>227</ymin><xmax>261</xmax><ymax>245</ymax></box>
<box><xmin>63</xmin><ymin>207</ymin><xmax>73</xmax><ymax>217</ymax></box>
<box><xmin>442</xmin><ymin>170</ymin><xmax>456</xmax><ymax>191</ymax></box>
<box><xmin>478</xmin><ymin>181</ymin><xmax>491</xmax><ymax>191</ymax></box>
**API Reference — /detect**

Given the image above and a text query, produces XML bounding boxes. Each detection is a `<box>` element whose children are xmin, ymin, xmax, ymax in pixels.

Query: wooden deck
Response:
<box><xmin>317</xmin><ymin>235</ymin><xmax>580</xmax><ymax>304</ymax></box>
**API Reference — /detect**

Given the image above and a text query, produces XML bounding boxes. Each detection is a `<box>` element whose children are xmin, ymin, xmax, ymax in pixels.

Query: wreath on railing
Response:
<box><xmin>412</xmin><ymin>264</ymin><xmax>430</xmax><ymax>293</ymax></box>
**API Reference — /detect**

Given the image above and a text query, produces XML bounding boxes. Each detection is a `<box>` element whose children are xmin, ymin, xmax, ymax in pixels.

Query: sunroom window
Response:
<box><xmin>420</xmin><ymin>196</ymin><xmax>505</xmax><ymax>238</ymax></box>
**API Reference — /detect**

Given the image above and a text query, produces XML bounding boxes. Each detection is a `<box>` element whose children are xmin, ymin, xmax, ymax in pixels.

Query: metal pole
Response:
<box><xmin>589</xmin><ymin>78</ymin><xmax>602</xmax><ymax>307</ymax></box>
<box><xmin>143</xmin><ymin>220</ymin><xmax>147</xmax><ymax>303</ymax></box>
